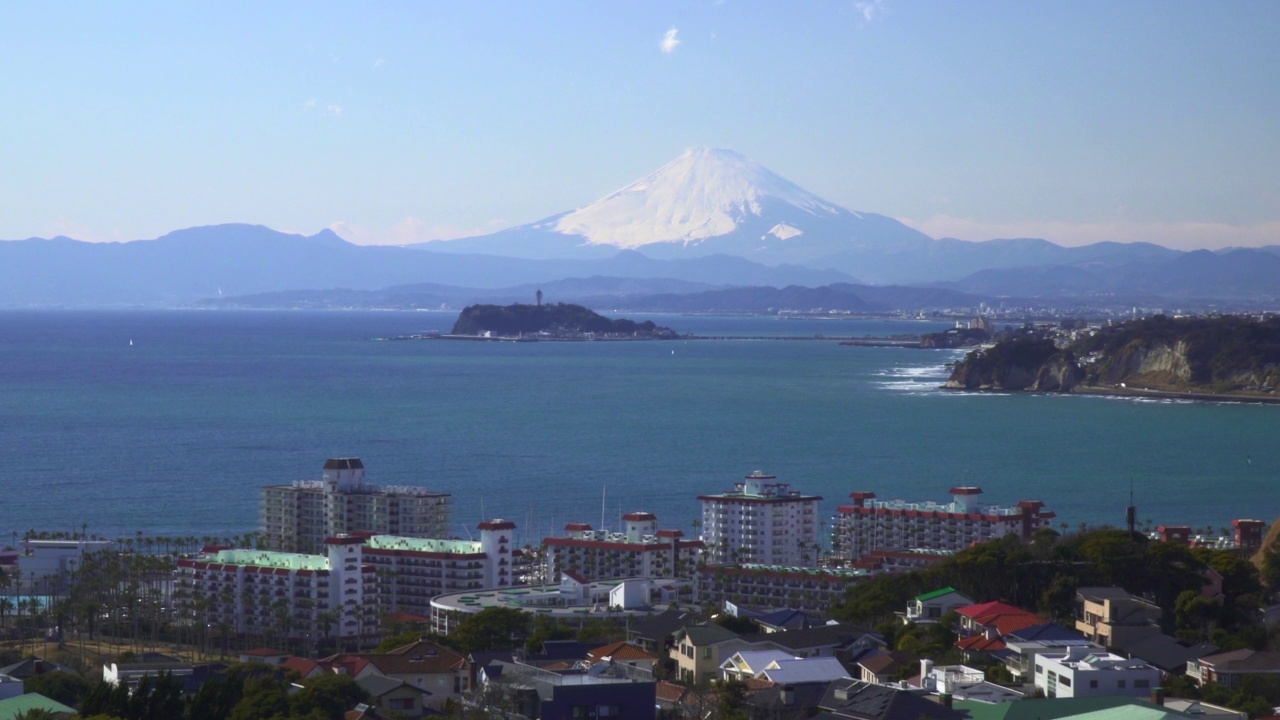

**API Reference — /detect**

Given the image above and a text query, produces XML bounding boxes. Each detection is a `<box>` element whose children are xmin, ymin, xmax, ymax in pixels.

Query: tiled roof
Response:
<box><xmin>1201</xmin><ymin>649</ymin><xmax>1280</xmax><ymax>672</ymax></box>
<box><xmin>820</xmin><ymin>679</ymin><xmax>970</xmax><ymax>720</ymax></box>
<box><xmin>587</xmin><ymin>641</ymin><xmax>657</xmax><ymax>663</ymax></box>
<box><xmin>957</xmin><ymin>635</ymin><xmax>1007</xmax><ymax>653</ymax></box>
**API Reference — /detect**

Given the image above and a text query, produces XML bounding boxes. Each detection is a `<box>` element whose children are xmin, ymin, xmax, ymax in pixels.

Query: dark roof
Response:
<box><xmin>525</xmin><ymin>640</ymin><xmax>597</xmax><ymax>663</ymax></box>
<box><xmin>819</xmin><ymin>679</ymin><xmax>969</xmax><ymax>720</ymax></box>
<box><xmin>1077</xmin><ymin>587</ymin><xmax>1140</xmax><ymax>602</ymax></box>
<box><xmin>356</xmin><ymin>674</ymin><xmax>418</xmax><ymax>699</ymax></box>
<box><xmin>0</xmin><ymin>657</ymin><xmax>79</xmax><ymax>679</ymax></box>
<box><xmin>630</xmin><ymin>608</ymin><xmax>698</xmax><ymax>643</ymax></box>
<box><xmin>1201</xmin><ymin>649</ymin><xmax>1280</xmax><ymax>672</ymax></box>
<box><xmin>747</xmin><ymin>680</ymin><xmax>831</xmax><ymax>712</ymax></box>
<box><xmin>1125</xmin><ymin>634</ymin><xmax>1218</xmax><ymax>672</ymax></box>
<box><xmin>859</xmin><ymin>651</ymin><xmax>918</xmax><ymax>676</ymax></box>
<box><xmin>1005</xmin><ymin>623</ymin><xmax>1087</xmax><ymax>642</ymax></box>
<box><xmin>743</xmin><ymin>623</ymin><xmax>878</xmax><ymax>651</ymax></box>
<box><xmin>324</xmin><ymin>458</ymin><xmax>364</xmax><ymax>470</ymax></box>
<box><xmin>677</xmin><ymin>622</ymin><xmax>741</xmax><ymax>646</ymax></box>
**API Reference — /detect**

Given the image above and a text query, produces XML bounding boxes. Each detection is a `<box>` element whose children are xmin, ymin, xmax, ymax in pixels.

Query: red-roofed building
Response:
<box><xmin>957</xmin><ymin>601</ymin><xmax>1039</xmax><ymax>635</ymax></box>
<box><xmin>586</xmin><ymin>641</ymin><xmax>659</xmax><ymax>672</ymax></box>
<box><xmin>544</xmin><ymin>511</ymin><xmax>703</xmax><ymax>582</ymax></box>
<box><xmin>831</xmin><ymin>487</ymin><xmax>1055</xmax><ymax>563</ymax></box>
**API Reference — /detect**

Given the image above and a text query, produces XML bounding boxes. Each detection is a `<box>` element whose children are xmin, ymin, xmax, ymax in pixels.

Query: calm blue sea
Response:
<box><xmin>0</xmin><ymin>310</ymin><xmax>1275</xmax><ymax>546</ymax></box>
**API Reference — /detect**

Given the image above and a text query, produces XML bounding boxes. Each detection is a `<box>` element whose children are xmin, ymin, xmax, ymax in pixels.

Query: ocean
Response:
<box><xmin>1</xmin><ymin>310</ymin><xmax>1275</xmax><ymax>546</ymax></box>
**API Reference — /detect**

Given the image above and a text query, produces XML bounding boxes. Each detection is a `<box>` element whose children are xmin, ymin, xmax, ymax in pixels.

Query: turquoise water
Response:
<box><xmin>0</xmin><ymin>310</ymin><xmax>1275</xmax><ymax>545</ymax></box>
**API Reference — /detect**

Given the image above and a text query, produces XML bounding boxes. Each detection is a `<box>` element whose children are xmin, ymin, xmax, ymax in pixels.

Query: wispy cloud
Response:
<box><xmin>897</xmin><ymin>214</ymin><xmax>1280</xmax><ymax>251</ymax></box>
<box><xmin>329</xmin><ymin>217</ymin><xmax>512</xmax><ymax>246</ymax></box>
<box><xmin>661</xmin><ymin>28</ymin><xmax>680</xmax><ymax>53</ymax></box>
<box><xmin>854</xmin><ymin>0</ymin><xmax>885</xmax><ymax>25</ymax></box>
<box><xmin>326</xmin><ymin>104</ymin><xmax>343</xmax><ymax>116</ymax></box>
<box><xmin>372</xmin><ymin>57</ymin><xmax>384</xmax><ymax>68</ymax></box>
<box><xmin>303</xmin><ymin>99</ymin><xmax>317</xmax><ymax>111</ymax></box>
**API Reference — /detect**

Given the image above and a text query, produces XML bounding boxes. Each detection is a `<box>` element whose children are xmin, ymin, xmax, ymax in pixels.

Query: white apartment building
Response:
<box><xmin>175</xmin><ymin>534</ymin><xmax>379</xmax><ymax>650</ymax></box>
<box><xmin>831</xmin><ymin>487</ymin><xmax>1055</xmax><ymax>563</ymax></box>
<box><xmin>699</xmin><ymin>472</ymin><xmax>821</xmax><ymax>567</ymax></box>
<box><xmin>261</xmin><ymin>458</ymin><xmax>450</xmax><ymax>554</ymax></box>
<box><xmin>1033</xmin><ymin>647</ymin><xmax>1162</xmax><ymax>699</ymax></box>
<box><xmin>543</xmin><ymin>512</ymin><xmax>704</xmax><ymax>582</ymax></box>
<box><xmin>363</xmin><ymin>519</ymin><xmax>516</xmax><ymax>617</ymax></box>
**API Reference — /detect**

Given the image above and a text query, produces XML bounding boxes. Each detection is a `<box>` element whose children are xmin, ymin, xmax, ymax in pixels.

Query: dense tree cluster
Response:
<box><xmin>69</xmin><ymin>663</ymin><xmax>369</xmax><ymax>720</ymax></box>
<box><xmin>451</xmin><ymin>303</ymin><xmax>674</xmax><ymax>337</ymax></box>
<box><xmin>832</xmin><ymin>527</ymin><xmax>1265</xmax><ymax>650</ymax></box>
<box><xmin>1074</xmin><ymin>315</ymin><xmax>1280</xmax><ymax>388</ymax></box>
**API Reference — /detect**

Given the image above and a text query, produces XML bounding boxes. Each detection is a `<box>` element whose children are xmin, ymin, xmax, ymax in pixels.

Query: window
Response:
<box><xmin>703</xmin><ymin>647</ymin><xmax>712</xmax><ymax>659</ymax></box>
<box><xmin>1118</xmin><ymin>680</ymin><xmax>1126</xmax><ymax>688</ymax></box>
<box><xmin>1090</xmin><ymin>680</ymin><xmax>1098</xmax><ymax>688</ymax></box>
<box><xmin>1060</xmin><ymin>677</ymin><xmax>1071</xmax><ymax>687</ymax></box>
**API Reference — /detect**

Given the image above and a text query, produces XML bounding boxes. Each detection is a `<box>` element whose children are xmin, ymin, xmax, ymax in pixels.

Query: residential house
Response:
<box><xmin>758</xmin><ymin>657</ymin><xmax>851</xmax><ymax>685</ymax></box>
<box><xmin>322</xmin><ymin>639</ymin><xmax>469</xmax><ymax>711</ymax></box>
<box><xmin>585</xmin><ymin>641</ymin><xmax>658</xmax><ymax>674</ymax></box>
<box><xmin>720</xmin><ymin>650</ymin><xmax>798</xmax><ymax>681</ymax></box>
<box><xmin>741</xmin><ymin>622</ymin><xmax>884</xmax><ymax>659</ymax></box>
<box><xmin>1075</xmin><ymin>587</ymin><xmax>1162</xmax><ymax>649</ymax></box>
<box><xmin>1033</xmin><ymin>647</ymin><xmax>1162</xmax><ymax>699</ymax></box>
<box><xmin>672</xmin><ymin>623</ymin><xmax>749</xmax><ymax>684</ymax></box>
<box><xmin>905</xmin><ymin>587</ymin><xmax>973</xmax><ymax>624</ymax></box>
<box><xmin>818</xmin><ymin>679</ymin><xmax>971</xmax><ymax>720</ymax></box>
<box><xmin>627</xmin><ymin>608</ymin><xmax>698</xmax><ymax>654</ymax></box>
<box><xmin>1187</xmin><ymin>650</ymin><xmax>1280</xmax><ymax>688</ymax></box>
<box><xmin>353</xmin><ymin>674</ymin><xmax>429</xmax><ymax>719</ymax></box>
<box><xmin>858</xmin><ymin>650</ymin><xmax>918</xmax><ymax>684</ymax></box>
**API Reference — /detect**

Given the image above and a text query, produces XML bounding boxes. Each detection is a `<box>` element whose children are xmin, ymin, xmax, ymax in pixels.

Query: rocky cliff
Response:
<box><xmin>946</xmin><ymin>316</ymin><xmax>1280</xmax><ymax>397</ymax></box>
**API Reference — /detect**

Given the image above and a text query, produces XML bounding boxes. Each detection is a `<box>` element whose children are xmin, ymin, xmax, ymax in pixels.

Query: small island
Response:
<box><xmin>446</xmin><ymin>302</ymin><xmax>678</xmax><ymax>341</ymax></box>
<box><xmin>945</xmin><ymin>315</ymin><xmax>1280</xmax><ymax>402</ymax></box>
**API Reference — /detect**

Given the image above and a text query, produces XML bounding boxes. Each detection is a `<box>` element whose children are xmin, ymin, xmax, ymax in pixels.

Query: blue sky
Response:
<box><xmin>2</xmin><ymin>1</ymin><xmax>1277</xmax><ymax>250</ymax></box>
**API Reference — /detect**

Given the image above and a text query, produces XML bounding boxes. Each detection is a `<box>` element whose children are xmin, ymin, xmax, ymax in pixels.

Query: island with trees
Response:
<box><xmin>447</xmin><ymin>302</ymin><xmax>678</xmax><ymax>340</ymax></box>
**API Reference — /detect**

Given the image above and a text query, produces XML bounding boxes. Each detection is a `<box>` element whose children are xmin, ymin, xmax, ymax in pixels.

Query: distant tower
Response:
<box><xmin>536</xmin><ymin>289</ymin><xmax>543</xmax><ymax>307</ymax></box>
<box><xmin>1126</xmin><ymin>483</ymin><xmax>1137</xmax><ymax>535</ymax></box>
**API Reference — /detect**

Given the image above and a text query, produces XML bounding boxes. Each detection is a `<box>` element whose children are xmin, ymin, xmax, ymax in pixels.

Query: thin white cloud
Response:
<box><xmin>897</xmin><ymin>214</ymin><xmax>1280</xmax><ymax>252</ymax></box>
<box><xmin>661</xmin><ymin>28</ymin><xmax>680</xmax><ymax>53</ymax></box>
<box><xmin>328</xmin><ymin>217</ymin><xmax>512</xmax><ymax>246</ymax></box>
<box><xmin>373</xmin><ymin>57</ymin><xmax>384</xmax><ymax>68</ymax></box>
<box><xmin>854</xmin><ymin>0</ymin><xmax>884</xmax><ymax>24</ymax></box>
<box><xmin>303</xmin><ymin>99</ymin><xmax>317</xmax><ymax>111</ymax></box>
<box><xmin>326</xmin><ymin>104</ymin><xmax>343</xmax><ymax>116</ymax></box>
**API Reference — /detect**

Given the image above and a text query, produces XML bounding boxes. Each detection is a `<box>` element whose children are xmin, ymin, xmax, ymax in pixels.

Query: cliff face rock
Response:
<box><xmin>944</xmin><ymin>338</ymin><xmax>1072</xmax><ymax>392</ymax></box>
<box><xmin>951</xmin><ymin>316</ymin><xmax>1280</xmax><ymax>397</ymax></box>
<box><xmin>1031</xmin><ymin>353</ymin><xmax>1085</xmax><ymax>392</ymax></box>
<box><xmin>1097</xmin><ymin>339</ymin><xmax>1193</xmax><ymax>385</ymax></box>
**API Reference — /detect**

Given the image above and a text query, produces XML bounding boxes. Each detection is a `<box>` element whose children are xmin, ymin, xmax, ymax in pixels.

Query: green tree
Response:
<box><xmin>289</xmin><ymin>673</ymin><xmax>370</xmax><ymax>719</ymax></box>
<box><xmin>449</xmin><ymin>607</ymin><xmax>530</xmax><ymax>654</ymax></box>
<box><xmin>21</xmin><ymin>671</ymin><xmax>91</xmax><ymax>708</ymax></box>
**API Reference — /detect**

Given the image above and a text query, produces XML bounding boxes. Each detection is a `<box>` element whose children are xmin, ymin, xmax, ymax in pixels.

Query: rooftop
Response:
<box><xmin>204</xmin><ymin>549</ymin><xmax>330</xmax><ymax>571</ymax></box>
<box><xmin>365</xmin><ymin>535</ymin><xmax>480</xmax><ymax>554</ymax></box>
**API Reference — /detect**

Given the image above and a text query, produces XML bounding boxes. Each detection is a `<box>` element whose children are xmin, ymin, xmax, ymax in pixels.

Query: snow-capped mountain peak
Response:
<box><xmin>553</xmin><ymin>147</ymin><xmax>848</xmax><ymax>248</ymax></box>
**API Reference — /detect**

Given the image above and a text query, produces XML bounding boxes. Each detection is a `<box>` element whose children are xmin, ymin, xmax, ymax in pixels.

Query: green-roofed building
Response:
<box><xmin>956</xmin><ymin>696</ymin><xmax>1231</xmax><ymax>720</ymax></box>
<box><xmin>907</xmin><ymin>586</ymin><xmax>974</xmax><ymax>624</ymax></box>
<box><xmin>0</xmin><ymin>692</ymin><xmax>77</xmax><ymax>720</ymax></box>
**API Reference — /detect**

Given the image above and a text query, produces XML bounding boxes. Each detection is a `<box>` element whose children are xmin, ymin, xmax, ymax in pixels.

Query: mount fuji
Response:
<box><xmin>425</xmin><ymin>148</ymin><xmax>935</xmax><ymax>280</ymax></box>
<box><xmin>425</xmin><ymin>148</ymin><xmax>1180</xmax><ymax>284</ymax></box>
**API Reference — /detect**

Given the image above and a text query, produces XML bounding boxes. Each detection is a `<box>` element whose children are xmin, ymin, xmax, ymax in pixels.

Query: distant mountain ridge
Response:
<box><xmin>0</xmin><ymin>224</ymin><xmax>855</xmax><ymax>307</ymax></box>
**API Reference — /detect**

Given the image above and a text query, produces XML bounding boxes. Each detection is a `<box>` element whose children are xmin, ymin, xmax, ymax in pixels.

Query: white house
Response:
<box><xmin>1033</xmin><ymin>647</ymin><xmax>1162</xmax><ymax>699</ymax></box>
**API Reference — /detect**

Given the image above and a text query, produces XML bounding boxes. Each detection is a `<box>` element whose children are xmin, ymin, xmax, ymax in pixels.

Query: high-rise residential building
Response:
<box><xmin>698</xmin><ymin>472</ymin><xmax>821</xmax><ymax>567</ymax></box>
<box><xmin>362</xmin><ymin>519</ymin><xmax>516</xmax><ymax>617</ymax></box>
<box><xmin>542</xmin><ymin>512</ymin><xmax>704</xmax><ymax>582</ymax></box>
<box><xmin>261</xmin><ymin>458</ymin><xmax>450</xmax><ymax>554</ymax></box>
<box><xmin>174</xmin><ymin>534</ymin><xmax>380</xmax><ymax>650</ymax></box>
<box><xmin>830</xmin><ymin>486</ymin><xmax>1055</xmax><ymax>563</ymax></box>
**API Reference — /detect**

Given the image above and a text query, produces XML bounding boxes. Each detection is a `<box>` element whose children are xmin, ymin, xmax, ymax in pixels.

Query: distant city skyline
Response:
<box><xmin>2</xmin><ymin>1</ymin><xmax>1277</xmax><ymax>251</ymax></box>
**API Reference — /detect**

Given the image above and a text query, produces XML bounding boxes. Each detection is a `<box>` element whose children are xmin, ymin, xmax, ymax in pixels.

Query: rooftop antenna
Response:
<box><xmin>1126</xmin><ymin>481</ymin><xmax>1136</xmax><ymax>535</ymax></box>
<box><xmin>601</xmin><ymin>486</ymin><xmax>607</xmax><ymax>532</ymax></box>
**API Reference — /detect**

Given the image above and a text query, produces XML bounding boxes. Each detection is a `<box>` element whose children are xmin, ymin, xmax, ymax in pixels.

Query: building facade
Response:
<box><xmin>699</xmin><ymin>472</ymin><xmax>821</xmax><ymax>567</ymax></box>
<box><xmin>175</xmin><ymin>535</ymin><xmax>380</xmax><ymax>650</ymax></box>
<box><xmin>831</xmin><ymin>487</ymin><xmax>1055</xmax><ymax>563</ymax></box>
<box><xmin>1033</xmin><ymin>647</ymin><xmax>1162</xmax><ymax>699</ymax></box>
<box><xmin>543</xmin><ymin>512</ymin><xmax>704</xmax><ymax>582</ymax></box>
<box><xmin>363</xmin><ymin>520</ymin><xmax>516</xmax><ymax>617</ymax></box>
<box><xmin>696</xmin><ymin>563</ymin><xmax>867</xmax><ymax>613</ymax></box>
<box><xmin>261</xmin><ymin>458</ymin><xmax>451</xmax><ymax>554</ymax></box>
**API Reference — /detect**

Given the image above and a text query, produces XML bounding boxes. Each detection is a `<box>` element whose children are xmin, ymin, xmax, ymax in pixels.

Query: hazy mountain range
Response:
<box><xmin>3</xmin><ymin>147</ymin><xmax>1278</xmax><ymax>309</ymax></box>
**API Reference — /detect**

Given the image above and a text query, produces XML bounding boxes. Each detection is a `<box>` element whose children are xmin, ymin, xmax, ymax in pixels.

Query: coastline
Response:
<box><xmin>940</xmin><ymin>384</ymin><xmax>1280</xmax><ymax>405</ymax></box>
